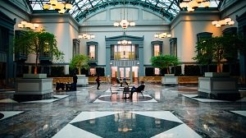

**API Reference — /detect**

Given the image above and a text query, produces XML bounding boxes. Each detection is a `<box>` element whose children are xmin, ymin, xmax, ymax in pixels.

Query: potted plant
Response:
<box><xmin>14</xmin><ymin>28</ymin><xmax>63</xmax><ymax>77</ymax></box>
<box><xmin>151</xmin><ymin>54</ymin><xmax>180</xmax><ymax>74</ymax></box>
<box><xmin>69</xmin><ymin>54</ymin><xmax>89</xmax><ymax>86</ymax></box>
<box><xmin>13</xmin><ymin>28</ymin><xmax>63</xmax><ymax>101</ymax></box>
<box><xmin>150</xmin><ymin>55</ymin><xmax>180</xmax><ymax>85</ymax></box>
<box><xmin>193</xmin><ymin>34</ymin><xmax>245</xmax><ymax>100</ymax></box>
<box><xmin>193</xmin><ymin>34</ymin><xmax>245</xmax><ymax>77</ymax></box>
<box><xmin>69</xmin><ymin>54</ymin><xmax>89</xmax><ymax>75</ymax></box>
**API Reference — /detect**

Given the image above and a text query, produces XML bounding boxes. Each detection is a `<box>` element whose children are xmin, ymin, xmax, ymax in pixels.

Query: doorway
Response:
<box><xmin>111</xmin><ymin>66</ymin><xmax>139</xmax><ymax>84</ymax></box>
<box><xmin>118</xmin><ymin>67</ymin><xmax>131</xmax><ymax>83</ymax></box>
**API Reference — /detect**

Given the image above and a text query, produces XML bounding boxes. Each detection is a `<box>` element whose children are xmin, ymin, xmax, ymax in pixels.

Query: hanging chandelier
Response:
<box><xmin>180</xmin><ymin>0</ymin><xmax>210</xmax><ymax>12</ymax></box>
<box><xmin>114</xmin><ymin>20</ymin><xmax>135</xmax><ymax>29</ymax></box>
<box><xmin>18</xmin><ymin>21</ymin><xmax>40</xmax><ymax>30</ymax></box>
<box><xmin>113</xmin><ymin>0</ymin><xmax>135</xmax><ymax>29</ymax></box>
<box><xmin>43</xmin><ymin>0</ymin><xmax>72</xmax><ymax>14</ymax></box>
<box><xmin>212</xmin><ymin>18</ymin><xmax>235</xmax><ymax>27</ymax></box>
<box><xmin>154</xmin><ymin>33</ymin><xmax>171</xmax><ymax>39</ymax></box>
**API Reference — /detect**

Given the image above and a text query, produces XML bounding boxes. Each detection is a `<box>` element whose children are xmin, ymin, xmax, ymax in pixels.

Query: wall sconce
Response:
<box><xmin>212</xmin><ymin>18</ymin><xmax>235</xmax><ymax>27</ymax></box>
<box><xmin>154</xmin><ymin>33</ymin><xmax>171</xmax><ymax>39</ymax></box>
<box><xmin>18</xmin><ymin>21</ymin><xmax>40</xmax><ymax>30</ymax></box>
<box><xmin>180</xmin><ymin>0</ymin><xmax>210</xmax><ymax>12</ymax></box>
<box><xmin>43</xmin><ymin>0</ymin><xmax>72</xmax><ymax>14</ymax></box>
<box><xmin>78</xmin><ymin>34</ymin><xmax>95</xmax><ymax>40</ymax></box>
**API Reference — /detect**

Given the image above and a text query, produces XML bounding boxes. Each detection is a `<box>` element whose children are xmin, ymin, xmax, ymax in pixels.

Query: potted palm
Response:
<box><xmin>151</xmin><ymin>55</ymin><xmax>180</xmax><ymax>85</ymax></box>
<box><xmin>69</xmin><ymin>54</ymin><xmax>89</xmax><ymax>86</ymax></box>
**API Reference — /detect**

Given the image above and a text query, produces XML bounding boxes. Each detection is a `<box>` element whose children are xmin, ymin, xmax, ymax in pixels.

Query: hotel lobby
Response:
<box><xmin>1</xmin><ymin>0</ymin><xmax>246</xmax><ymax>137</ymax></box>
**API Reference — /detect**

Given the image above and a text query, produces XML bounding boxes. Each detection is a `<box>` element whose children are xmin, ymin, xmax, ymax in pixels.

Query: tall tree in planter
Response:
<box><xmin>150</xmin><ymin>55</ymin><xmax>180</xmax><ymax>74</ymax></box>
<box><xmin>14</xmin><ymin>29</ymin><xmax>63</xmax><ymax>74</ymax></box>
<box><xmin>69</xmin><ymin>54</ymin><xmax>89</xmax><ymax>75</ymax></box>
<box><xmin>193</xmin><ymin>35</ymin><xmax>245</xmax><ymax>73</ymax></box>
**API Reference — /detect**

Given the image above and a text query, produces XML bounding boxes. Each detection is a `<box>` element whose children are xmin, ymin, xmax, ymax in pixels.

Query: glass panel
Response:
<box><xmin>113</xmin><ymin>45</ymin><xmax>137</xmax><ymax>60</ymax></box>
<box><xmin>154</xmin><ymin>68</ymin><xmax>160</xmax><ymax>75</ymax></box>
<box><xmin>125</xmin><ymin>67</ymin><xmax>130</xmax><ymax>78</ymax></box>
<box><xmin>29</xmin><ymin>0</ymin><xmax>221</xmax><ymax>22</ymax></box>
<box><xmin>90</xmin><ymin>68</ymin><xmax>96</xmax><ymax>76</ymax></box>
<box><xmin>132</xmin><ymin>66</ymin><xmax>138</xmax><ymax>77</ymax></box>
<box><xmin>89</xmin><ymin>45</ymin><xmax>95</xmax><ymax>59</ymax></box>
<box><xmin>154</xmin><ymin>45</ymin><xmax>160</xmax><ymax>56</ymax></box>
<box><xmin>111</xmin><ymin>66</ymin><xmax>117</xmax><ymax>78</ymax></box>
<box><xmin>119</xmin><ymin>67</ymin><xmax>124</xmax><ymax>78</ymax></box>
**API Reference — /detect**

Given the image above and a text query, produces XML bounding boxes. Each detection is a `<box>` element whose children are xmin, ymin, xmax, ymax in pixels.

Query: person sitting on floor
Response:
<box><xmin>128</xmin><ymin>81</ymin><xmax>145</xmax><ymax>99</ymax></box>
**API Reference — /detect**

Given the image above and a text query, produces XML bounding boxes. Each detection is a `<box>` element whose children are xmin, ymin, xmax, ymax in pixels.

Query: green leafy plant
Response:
<box><xmin>14</xmin><ymin>29</ymin><xmax>64</xmax><ymax>74</ymax></box>
<box><xmin>150</xmin><ymin>55</ymin><xmax>180</xmax><ymax>74</ymax></box>
<box><xmin>193</xmin><ymin>34</ymin><xmax>245</xmax><ymax>73</ymax></box>
<box><xmin>69</xmin><ymin>54</ymin><xmax>89</xmax><ymax>75</ymax></box>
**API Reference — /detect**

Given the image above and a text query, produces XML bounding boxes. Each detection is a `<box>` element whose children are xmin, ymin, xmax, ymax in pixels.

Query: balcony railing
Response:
<box><xmin>110</xmin><ymin>60</ymin><xmax>139</xmax><ymax>66</ymax></box>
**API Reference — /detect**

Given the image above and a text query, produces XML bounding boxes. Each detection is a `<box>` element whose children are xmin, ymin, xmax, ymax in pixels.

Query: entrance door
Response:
<box><xmin>118</xmin><ymin>67</ymin><xmax>132</xmax><ymax>83</ymax></box>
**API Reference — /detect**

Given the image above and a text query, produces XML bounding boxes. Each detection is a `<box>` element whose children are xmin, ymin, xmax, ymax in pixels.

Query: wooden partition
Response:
<box><xmin>51</xmin><ymin>76</ymin><xmax>201</xmax><ymax>85</ymax></box>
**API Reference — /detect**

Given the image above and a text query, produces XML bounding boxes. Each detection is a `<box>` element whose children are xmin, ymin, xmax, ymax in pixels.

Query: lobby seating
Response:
<box><xmin>51</xmin><ymin>76</ymin><xmax>200</xmax><ymax>86</ymax></box>
<box><xmin>52</xmin><ymin>77</ymin><xmax>73</xmax><ymax>85</ymax></box>
<box><xmin>135</xmin><ymin>85</ymin><xmax>145</xmax><ymax>98</ymax></box>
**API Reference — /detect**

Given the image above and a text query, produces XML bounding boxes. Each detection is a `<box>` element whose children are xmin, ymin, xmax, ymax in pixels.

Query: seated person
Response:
<box><xmin>56</xmin><ymin>82</ymin><xmax>65</xmax><ymax>91</ymax></box>
<box><xmin>116</xmin><ymin>77</ymin><xmax>128</xmax><ymax>87</ymax></box>
<box><xmin>116</xmin><ymin>77</ymin><xmax>121</xmax><ymax>85</ymax></box>
<box><xmin>121</xmin><ymin>81</ymin><xmax>129</xmax><ymax>87</ymax></box>
<box><xmin>128</xmin><ymin>81</ymin><xmax>145</xmax><ymax>99</ymax></box>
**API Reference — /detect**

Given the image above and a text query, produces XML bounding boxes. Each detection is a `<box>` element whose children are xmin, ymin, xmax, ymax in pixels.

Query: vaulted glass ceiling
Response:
<box><xmin>28</xmin><ymin>0</ymin><xmax>222</xmax><ymax>22</ymax></box>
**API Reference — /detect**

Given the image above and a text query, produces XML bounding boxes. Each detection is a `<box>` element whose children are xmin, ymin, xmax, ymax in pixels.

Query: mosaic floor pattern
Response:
<box><xmin>52</xmin><ymin>111</ymin><xmax>201</xmax><ymax>138</ymax></box>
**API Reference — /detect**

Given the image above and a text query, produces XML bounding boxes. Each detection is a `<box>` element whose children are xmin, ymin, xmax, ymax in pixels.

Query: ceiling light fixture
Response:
<box><xmin>113</xmin><ymin>0</ymin><xmax>135</xmax><ymax>29</ymax></box>
<box><xmin>18</xmin><ymin>21</ymin><xmax>40</xmax><ymax>30</ymax></box>
<box><xmin>43</xmin><ymin>0</ymin><xmax>72</xmax><ymax>14</ymax></box>
<box><xmin>118</xmin><ymin>40</ymin><xmax>132</xmax><ymax>45</ymax></box>
<box><xmin>180</xmin><ymin>0</ymin><xmax>210</xmax><ymax>12</ymax></box>
<box><xmin>212</xmin><ymin>18</ymin><xmax>235</xmax><ymax>27</ymax></box>
<box><xmin>78</xmin><ymin>34</ymin><xmax>95</xmax><ymax>40</ymax></box>
<box><xmin>154</xmin><ymin>33</ymin><xmax>172</xmax><ymax>39</ymax></box>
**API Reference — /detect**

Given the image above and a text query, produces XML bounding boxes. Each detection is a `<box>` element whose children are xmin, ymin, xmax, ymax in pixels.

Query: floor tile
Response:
<box><xmin>0</xmin><ymin>111</ymin><xmax>23</xmax><ymax>120</ymax></box>
<box><xmin>53</xmin><ymin>111</ymin><xmax>201</xmax><ymax>138</ymax></box>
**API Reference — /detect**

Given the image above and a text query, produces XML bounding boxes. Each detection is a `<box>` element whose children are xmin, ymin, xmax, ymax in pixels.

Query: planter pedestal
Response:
<box><xmin>14</xmin><ymin>78</ymin><xmax>53</xmax><ymax>102</ymax></box>
<box><xmin>162</xmin><ymin>74</ymin><xmax>178</xmax><ymax>85</ymax></box>
<box><xmin>77</xmin><ymin>75</ymin><xmax>88</xmax><ymax>87</ymax></box>
<box><xmin>198</xmin><ymin>72</ymin><xmax>240</xmax><ymax>101</ymax></box>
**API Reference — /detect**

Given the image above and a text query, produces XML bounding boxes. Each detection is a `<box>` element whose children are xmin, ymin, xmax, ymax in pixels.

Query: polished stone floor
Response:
<box><xmin>0</xmin><ymin>83</ymin><xmax>246</xmax><ymax>138</ymax></box>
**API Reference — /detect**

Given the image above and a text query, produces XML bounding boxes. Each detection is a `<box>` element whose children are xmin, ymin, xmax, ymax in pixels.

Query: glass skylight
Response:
<box><xmin>28</xmin><ymin>0</ymin><xmax>221</xmax><ymax>22</ymax></box>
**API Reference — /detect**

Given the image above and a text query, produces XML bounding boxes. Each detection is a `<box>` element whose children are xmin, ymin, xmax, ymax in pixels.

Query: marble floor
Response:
<box><xmin>0</xmin><ymin>83</ymin><xmax>246</xmax><ymax>138</ymax></box>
